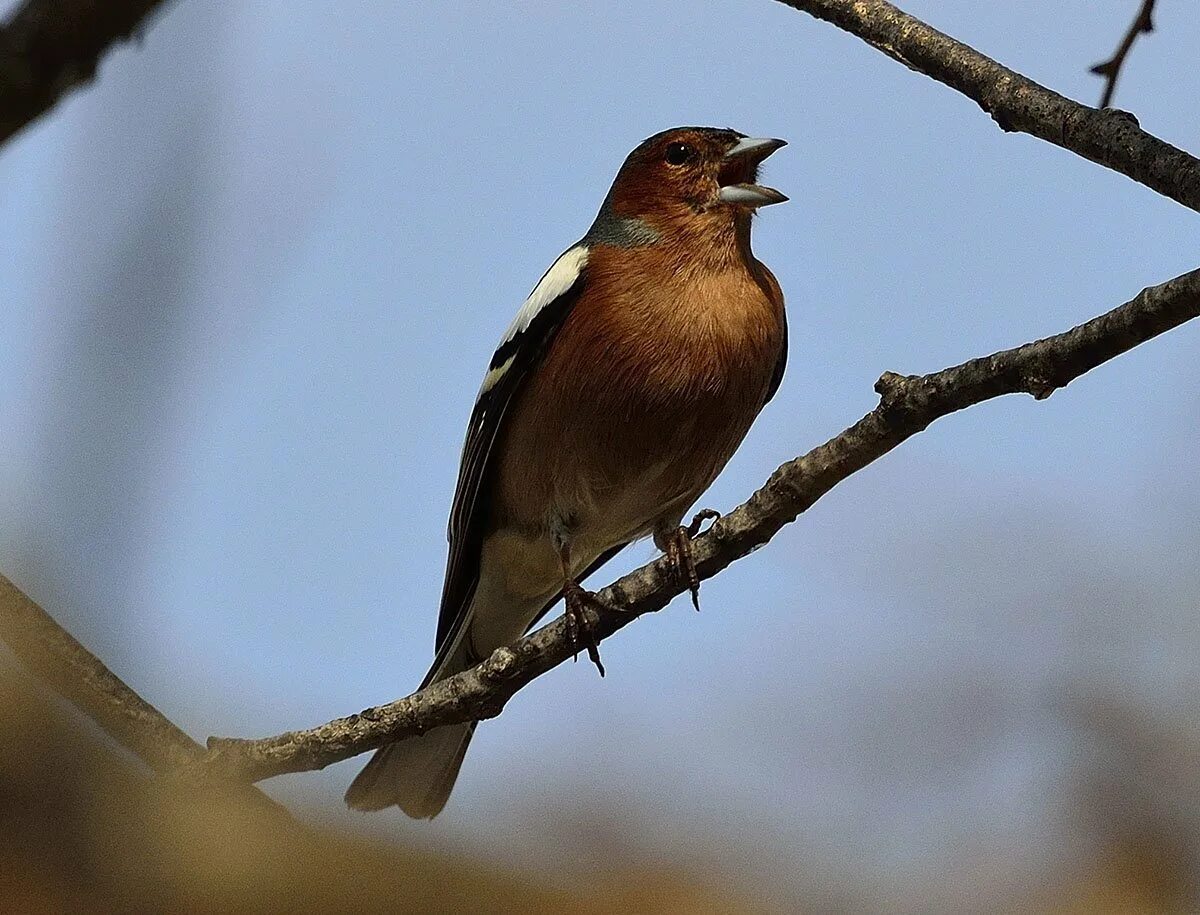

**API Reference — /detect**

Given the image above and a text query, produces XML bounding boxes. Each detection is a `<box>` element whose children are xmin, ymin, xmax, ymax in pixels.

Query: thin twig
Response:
<box><xmin>193</xmin><ymin>266</ymin><xmax>1200</xmax><ymax>785</ymax></box>
<box><xmin>770</xmin><ymin>0</ymin><xmax>1200</xmax><ymax>214</ymax></box>
<box><xmin>0</xmin><ymin>0</ymin><xmax>170</xmax><ymax>145</ymax></box>
<box><xmin>1091</xmin><ymin>0</ymin><xmax>1157</xmax><ymax>109</ymax></box>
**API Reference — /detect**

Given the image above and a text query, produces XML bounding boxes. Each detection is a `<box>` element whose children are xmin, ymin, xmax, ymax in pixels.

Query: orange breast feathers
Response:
<box><xmin>490</xmin><ymin>242</ymin><xmax>785</xmax><ymax>534</ymax></box>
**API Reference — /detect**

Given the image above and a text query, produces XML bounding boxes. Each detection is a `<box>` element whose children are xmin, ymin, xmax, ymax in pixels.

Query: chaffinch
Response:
<box><xmin>346</xmin><ymin>126</ymin><xmax>788</xmax><ymax>817</ymax></box>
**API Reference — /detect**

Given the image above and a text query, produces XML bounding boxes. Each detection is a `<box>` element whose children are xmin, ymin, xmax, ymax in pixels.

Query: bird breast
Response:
<box><xmin>491</xmin><ymin>245</ymin><xmax>785</xmax><ymax>552</ymax></box>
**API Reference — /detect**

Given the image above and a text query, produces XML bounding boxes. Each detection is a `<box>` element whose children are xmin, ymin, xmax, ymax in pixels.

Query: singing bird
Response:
<box><xmin>346</xmin><ymin>127</ymin><xmax>788</xmax><ymax>816</ymax></box>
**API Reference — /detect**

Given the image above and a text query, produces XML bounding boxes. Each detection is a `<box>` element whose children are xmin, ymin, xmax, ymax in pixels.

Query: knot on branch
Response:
<box><xmin>1105</xmin><ymin>108</ymin><xmax>1141</xmax><ymax>128</ymax></box>
<box><xmin>874</xmin><ymin>371</ymin><xmax>928</xmax><ymax>421</ymax></box>
<box><xmin>875</xmin><ymin>370</ymin><xmax>951</xmax><ymax>432</ymax></box>
<box><xmin>978</xmin><ymin>74</ymin><xmax>1018</xmax><ymax>132</ymax></box>
<box><xmin>874</xmin><ymin>370</ymin><xmax>911</xmax><ymax>400</ymax></box>
<box><xmin>1016</xmin><ymin>353</ymin><xmax>1065</xmax><ymax>400</ymax></box>
<box><xmin>479</xmin><ymin>646</ymin><xmax>519</xmax><ymax>683</ymax></box>
<box><xmin>988</xmin><ymin>107</ymin><xmax>1016</xmax><ymax>133</ymax></box>
<box><xmin>1023</xmin><ymin>372</ymin><xmax>1059</xmax><ymax>401</ymax></box>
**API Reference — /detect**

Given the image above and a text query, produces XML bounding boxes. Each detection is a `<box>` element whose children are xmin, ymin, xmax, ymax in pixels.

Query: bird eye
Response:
<box><xmin>664</xmin><ymin>142</ymin><xmax>695</xmax><ymax>166</ymax></box>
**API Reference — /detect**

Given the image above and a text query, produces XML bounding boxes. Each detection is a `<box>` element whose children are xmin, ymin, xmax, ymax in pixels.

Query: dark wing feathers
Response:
<box><xmin>432</xmin><ymin>248</ymin><xmax>589</xmax><ymax>660</ymax></box>
<box><xmin>755</xmin><ymin>258</ymin><xmax>787</xmax><ymax>408</ymax></box>
<box><xmin>764</xmin><ymin>306</ymin><xmax>787</xmax><ymax>407</ymax></box>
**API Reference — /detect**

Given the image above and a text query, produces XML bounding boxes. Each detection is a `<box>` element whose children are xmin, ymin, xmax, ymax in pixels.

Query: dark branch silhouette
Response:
<box><xmin>772</xmin><ymin>0</ymin><xmax>1199</xmax><ymax>214</ymax></box>
<box><xmin>195</xmin><ymin>265</ymin><xmax>1200</xmax><ymax>784</ymax></box>
<box><xmin>1091</xmin><ymin>0</ymin><xmax>1157</xmax><ymax>109</ymax></box>
<box><xmin>0</xmin><ymin>0</ymin><xmax>169</xmax><ymax>144</ymax></box>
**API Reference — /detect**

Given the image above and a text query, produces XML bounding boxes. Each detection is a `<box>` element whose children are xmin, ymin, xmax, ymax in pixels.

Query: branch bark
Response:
<box><xmin>0</xmin><ymin>0</ymin><xmax>169</xmax><ymax>145</ymax></box>
<box><xmin>771</xmin><ymin>0</ymin><xmax>1200</xmax><ymax>214</ymax></box>
<box><xmin>195</xmin><ymin>266</ymin><xmax>1200</xmax><ymax>785</ymax></box>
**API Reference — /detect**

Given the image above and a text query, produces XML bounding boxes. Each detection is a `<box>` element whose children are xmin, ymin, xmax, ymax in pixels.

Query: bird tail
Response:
<box><xmin>343</xmin><ymin>719</ymin><xmax>475</xmax><ymax>817</ymax></box>
<box><xmin>343</xmin><ymin>639</ymin><xmax>477</xmax><ymax>817</ymax></box>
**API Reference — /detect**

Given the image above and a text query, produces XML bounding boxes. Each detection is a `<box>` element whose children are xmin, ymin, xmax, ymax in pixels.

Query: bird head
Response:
<box><xmin>592</xmin><ymin>127</ymin><xmax>787</xmax><ymax>247</ymax></box>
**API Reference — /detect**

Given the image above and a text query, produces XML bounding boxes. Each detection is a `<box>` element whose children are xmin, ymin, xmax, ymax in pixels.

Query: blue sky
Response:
<box><xmin>2</xmin><ymin>1</ymin><xmax>1198</xmax><ymax>909</ymax></box>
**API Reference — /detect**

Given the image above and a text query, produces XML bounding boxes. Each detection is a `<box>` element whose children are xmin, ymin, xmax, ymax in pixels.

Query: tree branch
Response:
<box><xmin>194</xmin><ymin>266</ymin><xmax>1200</xmax><ymax>785</ymax></box>
<box><xmin>770</xmin><ymin>0</ymin><xmax>1200</xmax><ymax>215</ymax></box>
<box><xmin>0</xmin><ymin>573</ymin><xmax>198</xmax><ymax>771</ymax></box>
<box><xmin>0</xmin><ymin>0</ymin><xmax>169</xmax><ymax>145</ymax></box>
<box><xmin>0</xmin><ymin>573</ymin><xmax>286</xmax><ymax>812</ymax></box>
<box><xmin>1091</xmin><ymin>0</ymin><xmax>1157</xmax><ymax>109</ymax></box>
<box><xmin>5</xmin><ymin>0</ymin><xmax>1198</xmax><ymax>807</ymax></box>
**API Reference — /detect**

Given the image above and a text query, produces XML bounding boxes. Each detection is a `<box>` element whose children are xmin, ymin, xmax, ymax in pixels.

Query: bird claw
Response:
<box><xmin>686</xmin><ymin>507</ymin><xmax>721</xmax><ymax>539</ymax></box>
<box><xmin>666</xmin><ymin>509</ymin><xmax>720</xmax><ymax>611</ymax></box>
<box><xmin>563</xmin><ymin>581</ymin><xmax>606</xmax><ymax>677</ymax></box>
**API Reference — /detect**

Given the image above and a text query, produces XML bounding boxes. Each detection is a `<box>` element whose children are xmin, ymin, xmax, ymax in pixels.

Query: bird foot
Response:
<box><xmin>563</xmin><ymin>581</ymin><xmax>606</xmax><ymax>677</ymax></box>
<box><xmin>665</xmin><ymin>508</ymin><xmax>721</xmax><ymax>611</ymax></box>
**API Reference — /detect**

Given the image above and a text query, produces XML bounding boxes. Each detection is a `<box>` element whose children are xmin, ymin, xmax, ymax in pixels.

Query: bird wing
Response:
<box><xmin>764</xmin><ymin>308</ymin><xmax>787</xmax><ymax>406</ymax></box>
<box><xmin>430</xmin><ymin>244</ymin><xmax>591</xmax><ymax>670</ymax></box>
<box><xmin>755</xmin><ymin>259</ymin><xmax>787</xmax><ymax>407</ymax></box>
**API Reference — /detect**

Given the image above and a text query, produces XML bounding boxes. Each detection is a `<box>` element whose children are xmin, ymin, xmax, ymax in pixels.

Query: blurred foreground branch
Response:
<box><xmin>771</xmin><ymin>0</ymin><xmax>1199</xmax><ymax>214</ymax></box>
<box><xmin>0</xmin><ymin>0</ymin><xmax>169</xmax><ymax>145</ymax></box>
<box><xmin>197</xmin><ymin>266</ymin><xmax>1200</xmax><ymax>784</ymax></box>
<box><xmin>0</xmin><ymin>574</ymin><xmax>284</xmax><ymax>811</ymax></box>
<box><xmin>0</xmin><ymin>666</ymin><xmax>607</xmax><ymax>914</ymax></box>
<box><xmin>0</xmin><ymin>574</ymin><xmax>198</xmax><ymax>771</ymax></box>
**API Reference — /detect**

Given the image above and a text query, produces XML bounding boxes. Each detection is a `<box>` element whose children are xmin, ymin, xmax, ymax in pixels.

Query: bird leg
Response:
<box><xmin>559</xmin><ymin>546</ymin><xmax>606</xmax><ymax>677</ymax></box>
<box><xmin>657</xmin><ymin>509</ymin><xmax>721</xmax><ymax>611</ymax></box>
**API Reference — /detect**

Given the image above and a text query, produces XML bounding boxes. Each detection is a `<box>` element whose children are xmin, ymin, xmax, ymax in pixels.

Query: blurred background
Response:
<box><xmin>1</xmin><ymin>1</ymin><xmax>1198</xmax><ymax>911</ymax></box>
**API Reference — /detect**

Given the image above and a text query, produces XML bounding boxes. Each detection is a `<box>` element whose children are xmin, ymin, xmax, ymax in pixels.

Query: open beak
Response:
<box><xmin>718</xmin><ymin>137</ymin><xmax>788</xmax><ymax>207</ymax></box>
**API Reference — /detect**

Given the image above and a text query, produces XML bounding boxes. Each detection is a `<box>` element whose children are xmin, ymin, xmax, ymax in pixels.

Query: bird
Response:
<box><xmin>345</xmin><ymin>126</ymin><xmax>788</xmax><ymax>817</ymax></box>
